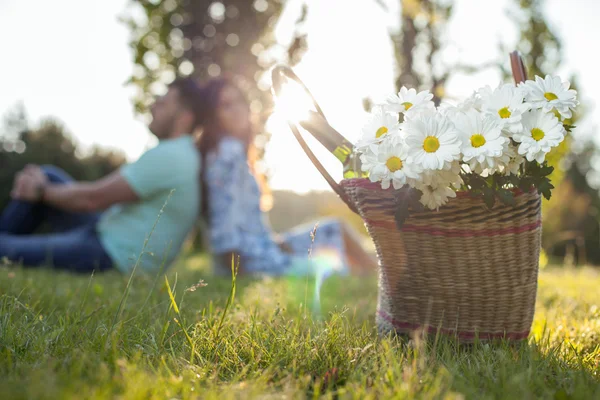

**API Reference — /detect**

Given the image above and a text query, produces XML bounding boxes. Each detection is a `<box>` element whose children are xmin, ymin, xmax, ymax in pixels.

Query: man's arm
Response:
<box><xmin>12</xmin><ymin>165</ymin><xmax>139</xmax><ymax>212</ymax></box>
<box><xmin>42</xmin><ymin>171</ymin><xmax>140</xmax><ymax>212</ymax></box>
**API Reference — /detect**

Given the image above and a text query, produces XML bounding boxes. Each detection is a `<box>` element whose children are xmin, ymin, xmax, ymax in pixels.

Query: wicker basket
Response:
<box><xmin>273</xmin><ymin>51</ymin><xmax>540</xmax><ymax>342</ymax></box>
<box><xmin>340</xmin><ymin>179</ymin><xmax>541</xmax><ymax>342</ymax></box>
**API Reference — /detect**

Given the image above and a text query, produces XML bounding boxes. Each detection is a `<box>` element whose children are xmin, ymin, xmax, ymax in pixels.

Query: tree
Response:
<box><xmin>501</xmin><ymin>0</ymin><xmax>600</xmax><ymax>265</ymax></box>
<box><xmin>501</xmin><ymin>0</ymin><xmax>570</xmax><ymax>184</ymax></box>
<box><xmin>502</xmin><ymin>0</ymin><xmax>561</xmax><ymax>79</ymax></box>
<box><xmin>368</xmin><ymin>0</ymin><xmax>485</xmax><ymax>112</ymax></box>
<box><xmin>542</xmin><ymin>138</ymin><xmax>600</xmax><ymax>266</ymax></box>
<box><xmin>121</xmin><ymin>0</ymin><xmax>307</xmax><ymax>157</ymax></box>
<box><xmin>390</xmin><ymin>0</ymin><xmax>454</xmax><ymax>105</ymax></box>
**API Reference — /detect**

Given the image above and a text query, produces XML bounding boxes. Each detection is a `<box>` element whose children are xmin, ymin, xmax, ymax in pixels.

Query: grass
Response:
<box><xmin>0</xmin><ymin>256</ymin><xmax>599</xmax><ymax>399</ymax></box>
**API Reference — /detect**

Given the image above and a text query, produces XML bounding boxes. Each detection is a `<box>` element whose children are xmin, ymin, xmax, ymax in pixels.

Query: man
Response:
<box><xmin>0</xmin><ymin>78</ymin><xmax>202</xmax><ymax>274</ymax></box>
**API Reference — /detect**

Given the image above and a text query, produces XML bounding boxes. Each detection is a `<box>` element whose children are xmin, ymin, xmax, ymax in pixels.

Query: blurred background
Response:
<box><xmin>1</xmin><ymin>0</ymin><xmax>599</xmax><ymax>266</ymax></box>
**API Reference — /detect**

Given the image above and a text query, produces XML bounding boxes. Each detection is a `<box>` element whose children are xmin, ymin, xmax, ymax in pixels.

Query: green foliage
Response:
<box><xmin>391</xmin><ymin>155</ymin><xmax>564</xmax><ymax>229</ymax></box>
<box><xmin>463</xmin><ymin>160</ymin><xmax>555</xmax><ymax>205</ymax></box>
<box><xmin>385</xmin><ymin>0</ymin><xmax>497</xmax><ymax>107</ymax></box>
<box><xmin>504</xmin><ymin>0</ymin><xmax>568</xmax><ymax>182</ymax></box>
<box><xmin>121</xmin><ymin>0</ymin><xmax>307</xmax><ymax>161</ymax></box>
<box><xmin>0</xmin><ymin>261</ymin><xmax>599</xmax><ymax>398</ymax></box>
<box><xmin>123</xmin><ymin>0</ymin><xmax>278</xmax><ymax>111</ymax></box>
<box><xmin>500</xmin><ymin>0</ymin><xmax>600</xmax><ymax>266</ymax></box>
<box><xmin>494</xmin><ymin>0</ymin><xmax>572</xmax><ymax>199</ymax></box>
<box><xmin>0</xmin><ymin>105</ymin><xmax>125</xmax><ymax>211</ymax></box>
<box><xmin>393</xmin><ymin>161</ymin><xmax>558</xmax><ymax>229</ymax></box>
<box><xmin>391</xmin><ymin>0</ymin><xmax>454</xmax><ymax>103</ymax></box>
<box><xmin>524</xmin><ymin>160</ymin><xmax>555</xmax><ymax>199</ymax></box>
<box><xmin>544</xmin><ymin>142</ymin><xmax>600</xmax><ymax>265</ymax></box>
<box><xmin>506</xmin><ymin>0</ymin><xmax>600</xmax><ymax>267</ymax></box>
<box><xmin>393</xmin><ymin>187</ymin><xmax>423</xmax><ymax>229</ymax></box>
<box><xmin>502</xmin><ymin>0</ymin><xmax>562</xmax><ymax>79</ymax></box>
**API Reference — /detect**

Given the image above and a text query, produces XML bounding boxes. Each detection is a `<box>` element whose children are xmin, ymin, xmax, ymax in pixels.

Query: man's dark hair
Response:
<box><xmin>169</xmin><ymin>77</ymin><xmax>203</xmax><ymax>130</ymax></box>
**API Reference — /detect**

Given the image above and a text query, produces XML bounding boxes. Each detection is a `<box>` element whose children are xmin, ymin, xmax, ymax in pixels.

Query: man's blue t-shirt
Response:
<box><xmin>96</xmin><ymin>135</ymin><xmax>200</xmax><ymax>274</ymax></box>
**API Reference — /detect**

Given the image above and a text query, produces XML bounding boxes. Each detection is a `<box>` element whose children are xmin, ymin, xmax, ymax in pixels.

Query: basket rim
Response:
<box><xmin>340</xmin><ymin>178</ymin><xmax>532</xmax><ymax>198</ymax></box>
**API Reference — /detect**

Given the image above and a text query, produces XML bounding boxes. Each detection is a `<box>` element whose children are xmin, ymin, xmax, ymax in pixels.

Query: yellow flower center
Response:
<box><xmin>386</xmin><ymin>156</ymin><xmax>403</xmax><ymax>172</ymax></box>
<box><xmin>375</xmin><ymin>126</ymin><xmax>388</xmax><ymax>138</ymax></box>
<box><xmin>531</xmin><ymin>127</ymin><xmax>545</xmax><ymax>141</ymax></box>
<box><xmin>402</xmin><ymin>102</ymin><xmax>413</xmax><ymax>110</ymax></box>
<box><xmin>544</xmin><ymin>92</ymin><xmax>558</xmax><ymax>101</ymax></box>
<box><xmin>470</xmin><ymin>134</ymin><xmax>486</xmax><ymax>148</ymax></box>
<box><xmin>498</xmin><ymin>107</ymin><xmax>512</xmax><ymax>119</ymax></box>
<box><xmin>423</xmin><ymin>136</ymin><xmax>440</xmax><ymax>153</ymax></box>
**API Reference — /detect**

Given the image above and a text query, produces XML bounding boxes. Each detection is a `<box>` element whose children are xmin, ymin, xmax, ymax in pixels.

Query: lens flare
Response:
<box><xmin>310</xmin><ymin>248</ymin><xmax>345</xmax><ymax>317</ymax></box>
<box><xmin>272</xmin><ymin>80</ymin><xmax>314</xmax><ymax>123</ymax></box>
<box><xmin>313</xmin><ymin>249</ymin><xmax>342</xmax><ymax>317</ymax></box>
<box><xmin>282</xmin><ymin>247</ymin><xmax>345</xmax><ymax>319</ymax></box>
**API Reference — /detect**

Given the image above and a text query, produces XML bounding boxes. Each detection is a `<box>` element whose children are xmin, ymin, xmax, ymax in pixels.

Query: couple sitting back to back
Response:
<box><xmin>0</xmin><ymin>77</ymin><xmax>376</xmax><ymax>276</ymax></box>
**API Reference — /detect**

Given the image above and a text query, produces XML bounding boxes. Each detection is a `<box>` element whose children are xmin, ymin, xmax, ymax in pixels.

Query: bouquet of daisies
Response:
<box><xmin>355</xmin><ymin>75</ymin><xmax>579</xmax><ymax>222</ymax></box>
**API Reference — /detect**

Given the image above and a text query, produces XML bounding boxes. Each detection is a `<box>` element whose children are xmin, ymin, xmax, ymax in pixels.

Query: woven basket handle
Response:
<box><xmin>271</xmin><ymin>66</ymin><xmax>359</xmax><ymax>214</ymax></box>
<box><xmin>510</xmin><ymin>51</ymin><xmax>528</xmax><ymax>83</ymax></box>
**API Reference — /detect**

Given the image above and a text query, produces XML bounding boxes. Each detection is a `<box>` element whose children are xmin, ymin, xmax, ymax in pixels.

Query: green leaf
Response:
<box><xmin>497</xmin><ymin>188</ymin><xmax>516</xmax><ymax>206</ymax></box>
<box><xmin>482</xmin><ymin>186</ymin><xmax>496</xmax><ymax>209</ymax></box>
<box><xmin>394</xmin><ymin>201</ymin><xmax>410</xmax><ymax>230</ymax></box>
<box><xmin>493</xmin><ymin>174</ymin><xmax>507</xmax><ymax>188</ymax></box>
<box><xmin>394</xmin><ymin>187</ymin><xmax>423</xmax><ymax>229</ymax></box>
<box><xmin>507</xmin><ymin>174</ymin><xmax>520</xmax><ymax>188</ymax></box>
<box><xmin>537</xmin><ymin>178</ymin><xmax>554</xmax><ymax>200</ymax></box>
<box><xmin>408</xmin><ymin>188</ymin><xmax>424</xmax><ymax>212</ymax></box>
<box><xmin>538</xmin><ymin>163</ymin><xmax>554</xmax><ymax>177</ymax></box>
<box><xmin>519</xmin><ymin>177</ymin><xmax>533</xmax><ymax>192</ymax></box>
<box><xmin>468</xmin><ymin>174</ymin><xmax>487</xmax><ymax>190</ymax></box>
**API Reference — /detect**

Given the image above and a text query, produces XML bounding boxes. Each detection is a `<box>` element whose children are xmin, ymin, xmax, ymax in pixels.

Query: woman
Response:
<box><xmin>197</xmin><ymin>77</ymin><xmax>377</xmax><ymax>276</ymax></box>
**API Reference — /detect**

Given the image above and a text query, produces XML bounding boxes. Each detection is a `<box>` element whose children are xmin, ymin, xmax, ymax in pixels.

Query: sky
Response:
<box><xmin>0</xmin><ymin>0</ymin><xmax>598</xmax><ymax>193</ymax></box>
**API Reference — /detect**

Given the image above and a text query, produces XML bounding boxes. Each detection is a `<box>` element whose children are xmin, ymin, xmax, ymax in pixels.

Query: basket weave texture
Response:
<box><xmin>340</xmin><ymin>178</ymin><xmax>541</xmax><ymax>342</ymax></box>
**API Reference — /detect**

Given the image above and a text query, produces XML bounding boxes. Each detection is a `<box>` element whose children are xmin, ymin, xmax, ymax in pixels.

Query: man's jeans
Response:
<box><xmin>0</xmin><ymin>166</ymin><xmax>113</xmax><ymax>272</ymax></box>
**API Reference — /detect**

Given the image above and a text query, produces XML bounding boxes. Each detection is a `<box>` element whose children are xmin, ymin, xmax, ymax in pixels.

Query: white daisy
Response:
<box><xmin>416</xmin><ymin>183</ymin><xmax>457</xmax><ymax>210</ymax></box>
<box><xmin>360</xmin><ymin>142</ymin><xmax>421</xmax><ymax>190</ymax></box>
<box><xmin>513</xmin><ymin>109</ymin><xmax>566</xmax><ymax>163</ymax></box>
<box><xmin>418</xmin><ymin>161</ymin><xmax>463</xmax><ymax>189</ymax></box>
<box><xmin>454</xmin><ymin>109</ymin><xmax>507</xmax><ymax>171</ymax></box>
<box><xmin>479</xmin><ymin>83</ymin><xmax>531</xmax><ymax>134</ymax></box>
<box><xmin>356</xmin><ymin>107</ymin><xmax>401</xmax><ymax>151</ymax></box>
<box><xmin>403</xmin><ymin>111</ymin><xmax>462</xmax><ymax>171</ymax></box>
<box><xmin>384</xmin><ymin>87</ymin><xmax>435</xmax><ymax>117</ymax></box>
<box><xmin>439</xmin><ymin>91</ymin><xmax>483</xmax><ymax>117</ymax></box>
<box><xmin>520</xmin><ymin>75</ymin><xmax>579</xmax><ymax>119</ymax></box>
<box><xmin>461</xmin><ymin>91</ymin><xmax>484</xmax><ymax>112</ymax></box>
<box><xmin>497</xmin><ymin>142</ymin><xmax>525</xmax><ymax>176</ymax></box>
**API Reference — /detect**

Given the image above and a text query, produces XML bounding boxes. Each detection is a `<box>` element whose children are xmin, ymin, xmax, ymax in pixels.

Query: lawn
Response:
<box><xmin>1</xmin><ymin>256</ymin><xmax>599</xmax><ymax>399</ymax></box>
